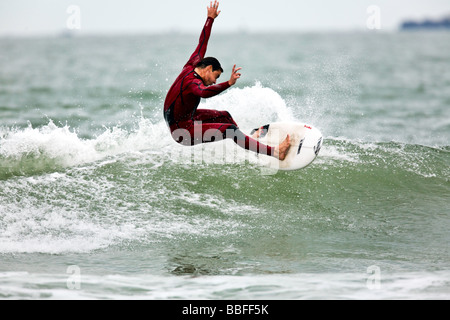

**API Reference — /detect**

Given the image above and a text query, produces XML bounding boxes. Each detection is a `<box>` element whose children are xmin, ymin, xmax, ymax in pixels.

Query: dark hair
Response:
<box><xmin>196</xmin><ymin>57</ymin><xmax>223</xmax><ymax>73</ymax></box>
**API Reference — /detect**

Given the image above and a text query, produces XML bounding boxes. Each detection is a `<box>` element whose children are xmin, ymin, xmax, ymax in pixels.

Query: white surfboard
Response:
<box><xmin>251</xmin><ymin>121</ymin><xmax>323</xmax><ymax>171</ymax></box>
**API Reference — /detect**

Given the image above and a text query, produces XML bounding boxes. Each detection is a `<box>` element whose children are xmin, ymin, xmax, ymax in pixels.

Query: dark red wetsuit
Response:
<box><xmin>164</xmin><ymin>17</ymin><xmax>273</xmax><ymax>156</ymax></box>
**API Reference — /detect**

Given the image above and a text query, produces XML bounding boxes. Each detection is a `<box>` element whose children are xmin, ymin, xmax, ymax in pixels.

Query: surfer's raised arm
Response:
<box><xmin>186</xmin><ymin>1</ymin><xmax>221</xmax><ymax>68</ymax></box>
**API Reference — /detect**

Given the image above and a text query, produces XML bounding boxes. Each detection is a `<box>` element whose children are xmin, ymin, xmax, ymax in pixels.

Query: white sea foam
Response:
<box><xmin>1</xmin><ymin>271</ymin><xmax>448</xmax><ymax>300</ymax></box>
<box><xmin>202</xmin><ymin>82</ymin><xmax>294</xmax><ymax>130</ymax></box>
<box><xmin>0</xmin><ymin>84</ymin><xmax>298</xmax><ymax>175</ymax></box>
<box><xmin>0</xmin><ymin>169</ymin><xmax>262</xmax><ymax>254</ymax></box>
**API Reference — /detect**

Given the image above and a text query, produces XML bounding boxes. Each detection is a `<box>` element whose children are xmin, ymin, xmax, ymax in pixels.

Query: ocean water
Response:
<box><xmin>0</xmin><ymin>31</ymin><xmax>449</xmax><ymax>300</ymax></box>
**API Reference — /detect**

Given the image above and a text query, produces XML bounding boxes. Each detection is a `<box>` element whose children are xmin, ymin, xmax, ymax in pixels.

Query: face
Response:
<box><xmin>203</xmin><ymin>66</ymin><xmax>222</xmax><ymax>86</ymax></box>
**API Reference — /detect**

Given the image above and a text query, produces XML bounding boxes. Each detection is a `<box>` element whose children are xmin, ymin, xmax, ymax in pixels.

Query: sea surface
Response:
<box><xmin>0</xmin><ymin>31</ymin><xmax>449</xmax><ymax>299</ymax></box>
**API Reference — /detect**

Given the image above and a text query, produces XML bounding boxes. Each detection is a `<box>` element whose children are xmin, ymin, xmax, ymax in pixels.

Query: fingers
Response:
<box><xmin>207</xmin><ymin>1</ymin><xmax>220</xmax><ymax>18</ymax></box>
<box><xmin>229</xmin><ymin>64</ymin><xmax>242</xmax><ymax>85</ymax></box>
<box><xmin>209</xmin><ymin>1</ymin><xmax>219</xmax><ymax>10</ymax></box>
<box><xmin>232</xmin><ymin>65</ymin><xmax>242</xmax><ymax>72</ymax></box>
<box><xmin>232</xmin><ymin>65</ymin><xmax>242</xmax><ymax>74</ymax></box>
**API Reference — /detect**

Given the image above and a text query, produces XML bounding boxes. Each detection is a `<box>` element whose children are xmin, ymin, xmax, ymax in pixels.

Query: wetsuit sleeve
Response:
<box><xmin>185</xmin><ymin>17</ymin><xmax>215</xmax><ymax>67</ymax></box>
<box><xmin>188</xmin><ymin>79</ymin><xmax>230</xmax><ymax>98</ymax></box>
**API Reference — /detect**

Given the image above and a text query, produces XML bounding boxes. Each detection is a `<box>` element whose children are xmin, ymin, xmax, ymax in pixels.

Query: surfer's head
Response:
<box><xmin>195</xmin><ymin>57</ymin><xmax>223</xmax><ymax>86</ymax></box>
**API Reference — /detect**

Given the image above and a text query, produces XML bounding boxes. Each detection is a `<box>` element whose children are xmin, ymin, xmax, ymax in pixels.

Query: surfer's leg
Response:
<box><xmin>176</xmin><ymin>121</ymin><xmax>290</xmax><ymax>160</ymax></box>
<box><xmin>178</xmin><ymin>110</ymin><xmax>290</xmax><ymax>159</ymax></box>
<box><xmin>181</xmin><ymin>120</ymin><xmax>273</xmax><ymax>156</ymax></box>
<box><xmin>193</xmin><ymin>109</ymin><xmax>238</xmax><ymax>126</ymax></box>
<box><xmin>171</xmin><ymin>110</ymin><xmax>235</xmax><ymax>146</ymax></box>
<box><xmin>192</xmin><ymin>111</ymin><xmax>274</xmax><ymax>155</ymax></box>
<box><xmin>224</xmin><ymin>125</ymin><xmax>274</xmax><ymax>156</ymax></box>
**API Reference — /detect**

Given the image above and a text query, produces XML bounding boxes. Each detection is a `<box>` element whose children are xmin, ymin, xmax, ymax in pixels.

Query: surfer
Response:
<box><xmin>164</xmin><ymin>1</ymin><xmax>290</xmax><ymax>160</ymax></box>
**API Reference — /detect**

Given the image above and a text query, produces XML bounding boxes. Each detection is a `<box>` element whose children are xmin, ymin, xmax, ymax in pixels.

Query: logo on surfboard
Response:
<box><xmin>314</xmin><ymin>137</ymin><xmax>323</xmax><ymax>156</ymax></box>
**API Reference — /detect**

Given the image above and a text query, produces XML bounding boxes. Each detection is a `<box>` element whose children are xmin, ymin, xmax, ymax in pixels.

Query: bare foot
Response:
<box><xmin>274</xmin><ymin>134</ymin><xmax>291</xmax><ymax>160</ymax></box>
<box><xmin>251</xmin><ymin>127</ymin><xmax>262</xmax><ymax>139</ymax></box>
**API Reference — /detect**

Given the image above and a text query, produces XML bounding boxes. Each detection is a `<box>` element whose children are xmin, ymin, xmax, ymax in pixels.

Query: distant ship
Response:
<box><xmin>401</xmin><ymin>15</ymin><xmax>450</xmax><ymax>30</ymax></box>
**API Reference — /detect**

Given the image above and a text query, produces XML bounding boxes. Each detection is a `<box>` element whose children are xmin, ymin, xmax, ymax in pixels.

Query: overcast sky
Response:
<box><xmin>1</xmin><ymin>0</ymin><xmax>450</xmax><ymax>36</ymax></box>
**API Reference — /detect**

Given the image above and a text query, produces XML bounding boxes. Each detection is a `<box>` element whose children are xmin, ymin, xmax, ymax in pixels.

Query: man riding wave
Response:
<box><xmin>164</xmin><ymin>1</ymin><xmax>290</xmax><ymax>160</ymax></box>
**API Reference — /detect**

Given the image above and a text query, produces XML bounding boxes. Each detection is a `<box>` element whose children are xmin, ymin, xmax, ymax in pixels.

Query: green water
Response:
<box><xmin>0</xmin><ymin>32</ymin><xmax>449</xmax><ymax>299</ymax></box>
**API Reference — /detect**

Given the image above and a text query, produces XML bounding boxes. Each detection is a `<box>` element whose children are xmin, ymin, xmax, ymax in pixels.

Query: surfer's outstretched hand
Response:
<box><xmin>228</xmin><ymin>64</ymin><xmax>242</xmax><ymax>86</ymax></box>
<box><xmin>207</xmin><ymin>0</ymin><xmax>221</xmax><ymax>19</ymax></box>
